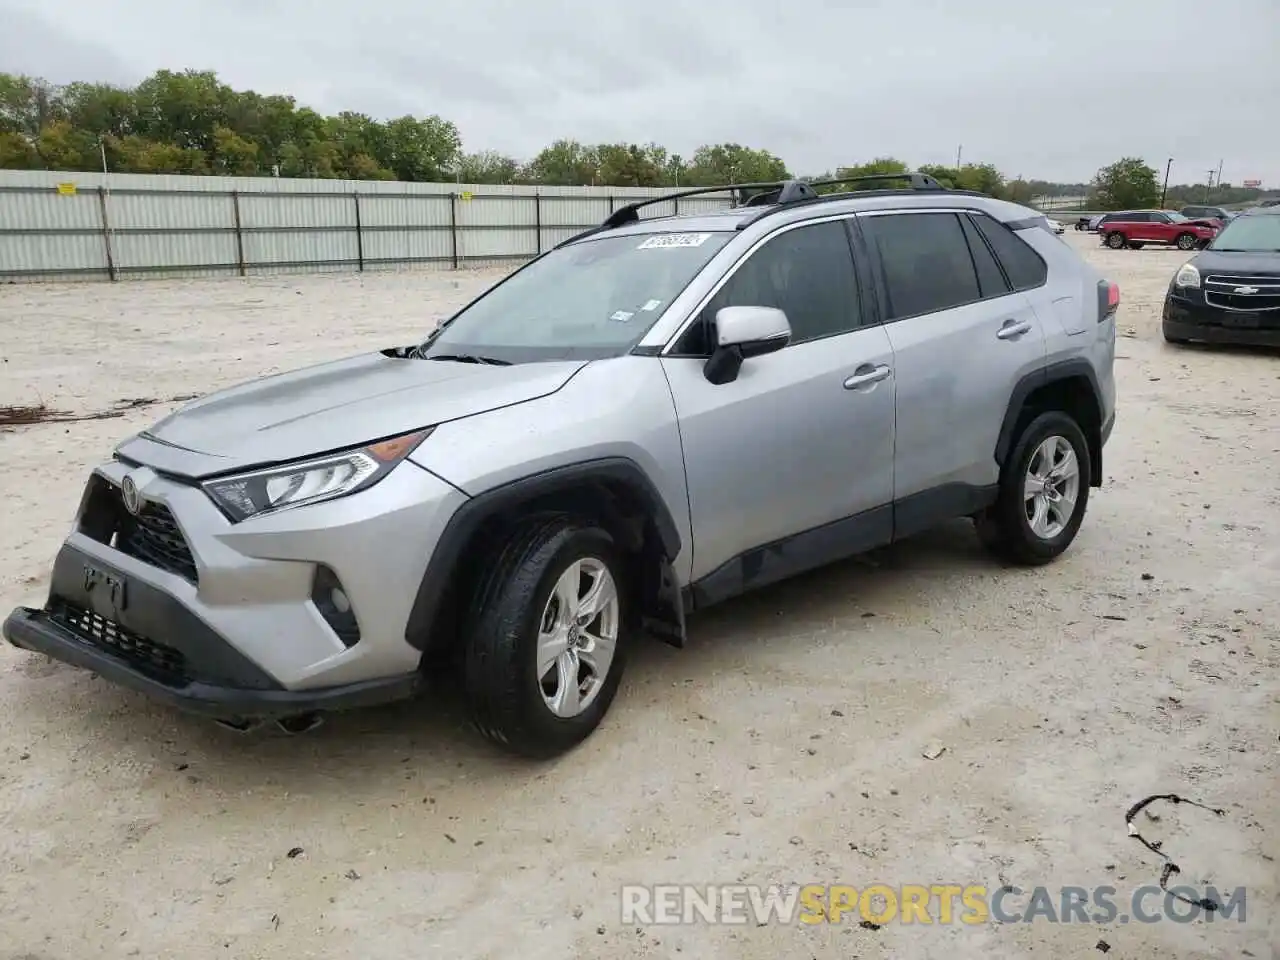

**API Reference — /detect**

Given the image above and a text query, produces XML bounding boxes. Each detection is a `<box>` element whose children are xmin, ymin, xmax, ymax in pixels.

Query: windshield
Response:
<box><xmin>420</xmin><ymin>231</ymin><xmax>734</xmax><ymax>362</ymax></box>
<box><xmin>1209</xmin><ymin>215</ymin><xmax>1280</xmax><ymax>252</ymax></box>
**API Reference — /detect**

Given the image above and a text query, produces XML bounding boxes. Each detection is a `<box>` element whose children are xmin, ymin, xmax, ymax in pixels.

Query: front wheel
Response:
<box><xmin>1105</xmin><ymin>232</ymin><xmax>1126</xmax><ymax>249</ymax></box>
<box><xmin>976</xmin><ymin>411</ymin><xmax>1091</xmax><ymax>566</ymax></box>
<box><xmin>1176</xmin><ymin>233</ymin><xmax>1198</xmax><ymax>251</ymax></box>
<box><xmin>463</xmin><ymin>514</ymin><xmax>630</xmax><ymax>758</ymax></box>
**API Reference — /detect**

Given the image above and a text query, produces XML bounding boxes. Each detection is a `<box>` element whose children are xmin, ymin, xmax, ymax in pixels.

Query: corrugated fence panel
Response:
<box><xmin>0</xmin><ymin>170</ymin><xmax>736</xmax><ymax>282</ymax></box>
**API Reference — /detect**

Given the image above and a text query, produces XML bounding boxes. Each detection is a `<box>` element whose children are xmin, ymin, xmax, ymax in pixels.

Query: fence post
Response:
<box><xmin>449</xmin><ymin>192</ymin><xmax>459</xmax><ymax>269</ymax></box>
<box><xmin>353</xmin><ymin>192</ymin><xmax>364</xmax><ymax>272</ymax></box>
<box><xmin>534</xmin><ymin>191</ymin><xmax>542</xmax><ymax>255</ymax></box>
<box><xmin>673</xmin><ymin>195</ymin><xmax>680</xmax><ymax>215</ymax></box>
<box><xmin>231</xmin><ymin>191</ymin><xmax>246</xmax><ymax>277</ymax></box>
<box><xmin>96</xmin><ymin>186</ymin><xmax>117</xmax><ymax>282</ymax></box>
<box><xmin>608</xmin><ymin>195</ymin><xmax>616</xmax><ymax>214</ymax></box>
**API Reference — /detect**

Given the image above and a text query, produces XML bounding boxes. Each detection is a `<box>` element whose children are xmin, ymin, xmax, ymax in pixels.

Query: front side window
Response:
<box><xmin>863</xmin><ymin>212</ymin><xmax>982</xmax><ymax>319</ymax></box>
<box><xmin>422</xmin><ymin>230</ymin><xmax>733</xmax><ymax>362</ymax></box>
<box><xmin>676</xmin><ymin>220</ymin><xmax>863</xmax><ymax>354</ymax></box>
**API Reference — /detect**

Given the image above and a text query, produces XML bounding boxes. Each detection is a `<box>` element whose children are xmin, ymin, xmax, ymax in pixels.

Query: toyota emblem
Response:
<box><xmin>121</xmin><ymin>474</ymin><xmax>141</xmax><ymax>515</ymax></box>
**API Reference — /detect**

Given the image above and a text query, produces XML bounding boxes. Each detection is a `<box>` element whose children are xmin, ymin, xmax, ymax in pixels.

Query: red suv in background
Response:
<box><xmin>1099</xmin><ymin>210</ymin><xmax>1220</xmax><ymax>251</ymax></box>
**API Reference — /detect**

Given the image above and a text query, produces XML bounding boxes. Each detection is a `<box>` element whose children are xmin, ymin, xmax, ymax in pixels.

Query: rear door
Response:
<box><xmin>1147</xmin><ymin>212</ymin><xmax>1176</xmax><ymax>243</ymax></box>
<box><xmin>856</xmin><ymin>209</ymin><xmax>1047</xmax><ymax>534</ymax></box>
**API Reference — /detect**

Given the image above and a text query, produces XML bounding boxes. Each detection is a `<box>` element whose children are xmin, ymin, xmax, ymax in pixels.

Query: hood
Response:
<box><xmin>1191</xmin><ymin>249</ymin><xmax>1280</xmax><ymax>277</ymax></box>
<box><xmin>121</xmin><ymin>349</ymin><xmax>587</xmax><ymax>477</ymax></box>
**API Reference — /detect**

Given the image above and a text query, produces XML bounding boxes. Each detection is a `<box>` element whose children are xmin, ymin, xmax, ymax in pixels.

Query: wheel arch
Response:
<box><xmin>405</xmin><ymin>457</ymin><xmax>686</xmax><ymax>660</ymax></box>
<box><xmin>995</xmin><ymin>360</ymin><xmax>1105</xmax><ymax>488</ymax></box>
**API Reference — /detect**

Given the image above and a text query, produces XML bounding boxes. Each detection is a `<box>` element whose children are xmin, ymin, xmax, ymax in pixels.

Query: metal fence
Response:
<box><xmin>0</xmin><ymin>170</ymin><xmax>735</xmax><ymax>283</ymax></box>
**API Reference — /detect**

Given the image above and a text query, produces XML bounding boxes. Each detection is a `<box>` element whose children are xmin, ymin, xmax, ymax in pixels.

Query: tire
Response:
<box><xmin>1127</xmin><ymin>241</ymin><xmax>1145</xmax><ymax>250</ymax></box>
<box><xmin>1162</xmin><ymin>325</ymin><xmax>1190</xmax><ymax>344</ymax></box>
<box><xmin>976</xmin><ymin>411</ymin><xmax>1092</xmax><ymax>566</ymax></box>
<box><xmin>463</xmin><ymin>513</ymin><xmax>630</xmax><ymax>758</ymax></box>
<box><xmin>1105</xmin><ymin>232</ymin><xmax>1126</xmax><ymax>249</ymax></box>
<box><xmin>1176</xmin><ymin>233</ymin><xmax>1198</xmax><ymax>251</ymax></box>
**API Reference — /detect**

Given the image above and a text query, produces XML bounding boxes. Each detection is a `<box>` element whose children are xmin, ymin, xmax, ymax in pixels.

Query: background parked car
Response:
<box><xmin>1099</xmin><ymin>211</ymin><xmax>1220</xmax><ymax>250</ymax></box>
<box><xmin>1163</xmin><ymin>205</ymin><xmax>1280</xmax><ymax>347</ymax></box>
<box><xmin>1179</xmin><ymin>204</ymin><xmax>1233</xmax><ymax>224</ymax></box>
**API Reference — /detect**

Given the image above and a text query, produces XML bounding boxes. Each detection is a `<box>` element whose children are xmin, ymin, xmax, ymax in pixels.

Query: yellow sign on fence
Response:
<box><xmin>56</xmin><ymin>182</ymin><xmax>77</xmax><ymax>196</ymax></box>
<box><xmin>460</xmin><ymin>191</ymin><xmax>474</xmax><ymax>201</ymax></box>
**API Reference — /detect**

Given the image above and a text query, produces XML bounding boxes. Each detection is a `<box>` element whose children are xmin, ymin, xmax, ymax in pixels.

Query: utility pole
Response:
<box><xmin>1205</xmin><ymin>169</ymin><xmax>1216</xmax><ymax>201</ymax></box>
<box><xmin>955</xmin><ymin>145</ymin><xmax>962</xmax><ymax>169</ymax></box>
<box><xmin>1215</xmin><ymin>158</ymin><xmax>1224</xmax><ymax>188</ymax></box>
<box><xmin>1160</xmin><ymin>158</ymin><xmax>1172</xmax><ymax>208</ymax></box>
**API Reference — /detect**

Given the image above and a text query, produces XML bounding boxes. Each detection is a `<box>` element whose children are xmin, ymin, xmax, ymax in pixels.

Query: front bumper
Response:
<box><xmin>1163</xmin><ymin>293</ymin><xmax>1280</xmax><ymax>347</ymax></box>
<box><xmin>4</xmin><ymin>605</ymin><xmax>419</xmax><ymax>719</ymax></box>
<box><xmin>4</xmin><ymin>457</ymin><xmax>468</xmax><ymax>717</ymax></box>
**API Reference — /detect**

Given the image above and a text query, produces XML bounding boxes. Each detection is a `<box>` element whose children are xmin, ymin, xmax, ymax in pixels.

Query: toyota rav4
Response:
<box><xmin>4</xmin><ymin>173</ymin><xmax>1119</xmax><ymax>757</ymax></box>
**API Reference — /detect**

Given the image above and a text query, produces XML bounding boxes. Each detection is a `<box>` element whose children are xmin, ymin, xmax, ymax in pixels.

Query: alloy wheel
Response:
<box><xmin>1024</xmin><ymin>435</ymin><xmax>1081</xmax><ymax>540</ymax></box>
<box><xmin>535</xmin><ymin>557</ymin><xmax>620</xmax><ymax>718</ymax></box>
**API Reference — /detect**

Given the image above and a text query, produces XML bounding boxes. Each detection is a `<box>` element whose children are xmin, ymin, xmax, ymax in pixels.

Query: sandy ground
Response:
<box><xmin>1</xmin><ymin>234</ymin><xmax>1277</xmax><ymax>959</ymax></box>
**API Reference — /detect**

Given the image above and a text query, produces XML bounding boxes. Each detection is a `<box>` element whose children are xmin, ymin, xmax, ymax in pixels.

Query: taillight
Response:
<box><xmin>1097</xmin><ymin>280</ymin><xmax>1120</xmax><ymax>322</ymax></box>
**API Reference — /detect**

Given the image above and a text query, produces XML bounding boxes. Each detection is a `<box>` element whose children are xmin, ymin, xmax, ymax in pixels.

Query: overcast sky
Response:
<box><xmin>2</xmin><ymin>0</ymin><xmax>1277</xmax><ymax>185</ymax></box>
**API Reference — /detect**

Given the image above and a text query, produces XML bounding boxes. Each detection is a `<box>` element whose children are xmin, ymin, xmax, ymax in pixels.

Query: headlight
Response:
<box><xmin>203</xmin><ymin>429</ymin><xmax>432</xmax><ymax>522</ymax></box>
<box><xmin>1173</xmin><ymin>263</ymin><xmax>1200</xmax><ymax>289</ymax></box>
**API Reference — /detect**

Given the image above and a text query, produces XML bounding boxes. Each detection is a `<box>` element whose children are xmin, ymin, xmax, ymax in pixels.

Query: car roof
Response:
<box><xmin>571</xmin><ymin>191</ymin><xmax>1040</xmax><ymax>242</ymax></box>
<box><xmin>1238</xmin><ymin>204</ymin><xmax>1280</xmax><ymax>217</ymax></box>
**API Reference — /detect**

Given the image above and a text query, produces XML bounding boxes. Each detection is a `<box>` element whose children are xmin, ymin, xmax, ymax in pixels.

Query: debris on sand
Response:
<box><xmin>1</xmin><ymin>393</ymin><xmax>201</xmax><ymax>428</ymax></box>
<box><xmin>0</xmin><ymin>403</ymin><xmax>70</xmax><ymax>426</ymax></box>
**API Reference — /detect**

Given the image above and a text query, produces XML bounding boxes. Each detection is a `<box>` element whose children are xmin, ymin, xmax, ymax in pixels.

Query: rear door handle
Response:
<box><xmin>996</xmin><ymin>319</ymin><xmax>1033</xmax><ymax>340</ymax></box>
<box><xmin>843</xmin><ymin>364</ymin><xmax>891</xmax><ymax>389</ymax></box>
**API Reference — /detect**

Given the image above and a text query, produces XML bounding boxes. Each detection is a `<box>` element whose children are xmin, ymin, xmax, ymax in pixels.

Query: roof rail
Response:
<box><xmin>555</xmin><ymin>170</ymin><xmax>955</xmax><ymax>248</ymax></box>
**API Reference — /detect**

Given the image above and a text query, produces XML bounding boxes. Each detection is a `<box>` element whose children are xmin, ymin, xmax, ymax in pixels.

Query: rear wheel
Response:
<box><xmin>977</xmin><ymin>411</ymin><xmax>1091</xmax><ymax>566</ymax></box>
<box><xmin>1105</xmin><ymin>232</ymin><xmax>1126</xmax><ymax>249</ymax></box>
<box><xmin>1176</xmin><ymin>233</ymin><xmax>1198</xmax><ymax>251</ymax></box>
<box><xmin>463</xmin><ymin>514</ymin><xmax>630</xmax><ymax>758</ymax></box>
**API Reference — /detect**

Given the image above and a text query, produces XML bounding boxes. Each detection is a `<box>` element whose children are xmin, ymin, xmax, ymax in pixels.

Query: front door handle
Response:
<box><xmin>843</xmin><ymin>364</ymin><xmax>891</xmax><ymax>389</ymax></box>
<box><xmin>996</xmin><ymin>319</ymin><xmax>1033</xmax><ymax>340</ymax></box>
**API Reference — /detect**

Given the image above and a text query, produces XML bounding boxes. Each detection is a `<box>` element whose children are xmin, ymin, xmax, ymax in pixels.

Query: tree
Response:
<box><xmin>684</xmin><ymin>144</ymin><xmax>788</xmax><ymax>186</ymax></box>
<box><xmin>452</xmin><ymin>150</ymin><xmax>521</xmax><ymax>184</ymax></box>
<box><xmin>1091</xmin><ymin>158</ymin><xmax>1159</xmax><ymax>210</ymax></box>
<box><xmin>525</xmin><ymin>139</ymin><xmax>600</xmax><ymax>185</ymax></box>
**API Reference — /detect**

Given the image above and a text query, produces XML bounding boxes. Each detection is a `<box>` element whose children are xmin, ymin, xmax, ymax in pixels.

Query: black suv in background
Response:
<box><xmin>1163</xmin><ymin>205</ymin><xmax>1280</xmax><ymax>347</ymax></box>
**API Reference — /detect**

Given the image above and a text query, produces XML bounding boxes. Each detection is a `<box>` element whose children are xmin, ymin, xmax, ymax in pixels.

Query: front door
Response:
<box><xmin>660</xmin><ymin>218</ymin><xmax>896</xmax><ymax>591</ymax></box>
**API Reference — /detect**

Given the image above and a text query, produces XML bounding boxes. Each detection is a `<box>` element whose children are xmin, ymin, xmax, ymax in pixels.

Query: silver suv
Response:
<box><xmin>4</xmin><ymin>174</ymin><xmax>1119</xmax><ymax>756</ymax></box>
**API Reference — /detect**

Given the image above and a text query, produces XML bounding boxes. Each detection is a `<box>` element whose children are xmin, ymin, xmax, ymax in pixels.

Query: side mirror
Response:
<box><xmin>703</xmin><ymin>306</ymin><xmax>791</xmax><ymax>385</ymax></box>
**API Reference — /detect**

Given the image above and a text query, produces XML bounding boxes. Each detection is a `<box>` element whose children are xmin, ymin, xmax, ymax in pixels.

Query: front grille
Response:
<box><xmin>50</xmin><ymin>600</ymin><xmax>189</xmax><ymax>684</ymax></box>
<box><xmin>119</xmin><ymin>504</ymin><xmax>200</xmax><ymax>583</ymax></box>
<box><xmin>79</xmin><ymin>475</ymin><xmax>200</xmax><ymax>584</ymax></box>
<box><xmin>1204</xmin><ymin>275</ymin><xmax>1280</xmax><ymax>313</ymax></box>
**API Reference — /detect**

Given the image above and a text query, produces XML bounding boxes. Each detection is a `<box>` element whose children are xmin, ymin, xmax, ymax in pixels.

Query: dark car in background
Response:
<box><xmin>1163</xmin><ymin>205</ymin><xmax>1280</xmax><ymax>346</ymax></box>
<box><xmin>1179</xmin><ymin>204</ymin><xmax>1233</xmax><ymax>224</ymax></box>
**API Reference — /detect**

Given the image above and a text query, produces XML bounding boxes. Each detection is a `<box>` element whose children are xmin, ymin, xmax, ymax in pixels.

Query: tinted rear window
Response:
<box><xmin>971</xmin><ymin>214</ymin><xmax>1048</xmax><ymax>291</ymax></box>
<box><xmin>863</xmin><ymin>212</ymin><xmax>981</xmax><ymax>319</ymax></box>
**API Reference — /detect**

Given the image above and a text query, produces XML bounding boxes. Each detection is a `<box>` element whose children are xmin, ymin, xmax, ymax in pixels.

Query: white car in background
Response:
<box><xmin>1046</xmin><ymin>218</ymin><xmax>1066</xmax><ymax>235</ymax></box>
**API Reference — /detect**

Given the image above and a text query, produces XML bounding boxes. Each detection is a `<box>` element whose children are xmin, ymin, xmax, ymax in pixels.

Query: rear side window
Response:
<box><xmin>959</xmin><ymin>216</ymin><xmax>1010</xmax><ymax>299</ymax></box>
<box><xmin>970</xmin><ymin>214</ymin><xmax>1048</xmax><ymax>291</ymax></box>
<box><xmin>863</xmin><ymin>212</ymin><xmax>981</xmax><ymax>319</ymax></box>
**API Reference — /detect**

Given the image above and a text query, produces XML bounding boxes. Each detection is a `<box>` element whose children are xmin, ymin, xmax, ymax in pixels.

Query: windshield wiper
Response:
<box><xmin>425</xmin><ymin>353</ymin><xmax>512</xmax><ymax>366</ymax></box>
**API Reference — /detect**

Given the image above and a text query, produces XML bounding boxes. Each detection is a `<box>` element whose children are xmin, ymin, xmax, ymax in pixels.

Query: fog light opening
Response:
<box><xmin>312</xmin><ymin>564</ymin><xmax>361</xmax><ymax>648</ymax></box>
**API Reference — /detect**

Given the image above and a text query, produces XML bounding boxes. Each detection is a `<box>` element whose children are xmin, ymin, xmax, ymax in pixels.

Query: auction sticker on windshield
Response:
<box><xmin>637</xmin><ymin>233</ymin><xmax>713</xmax><ymax>249</ymax></box>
